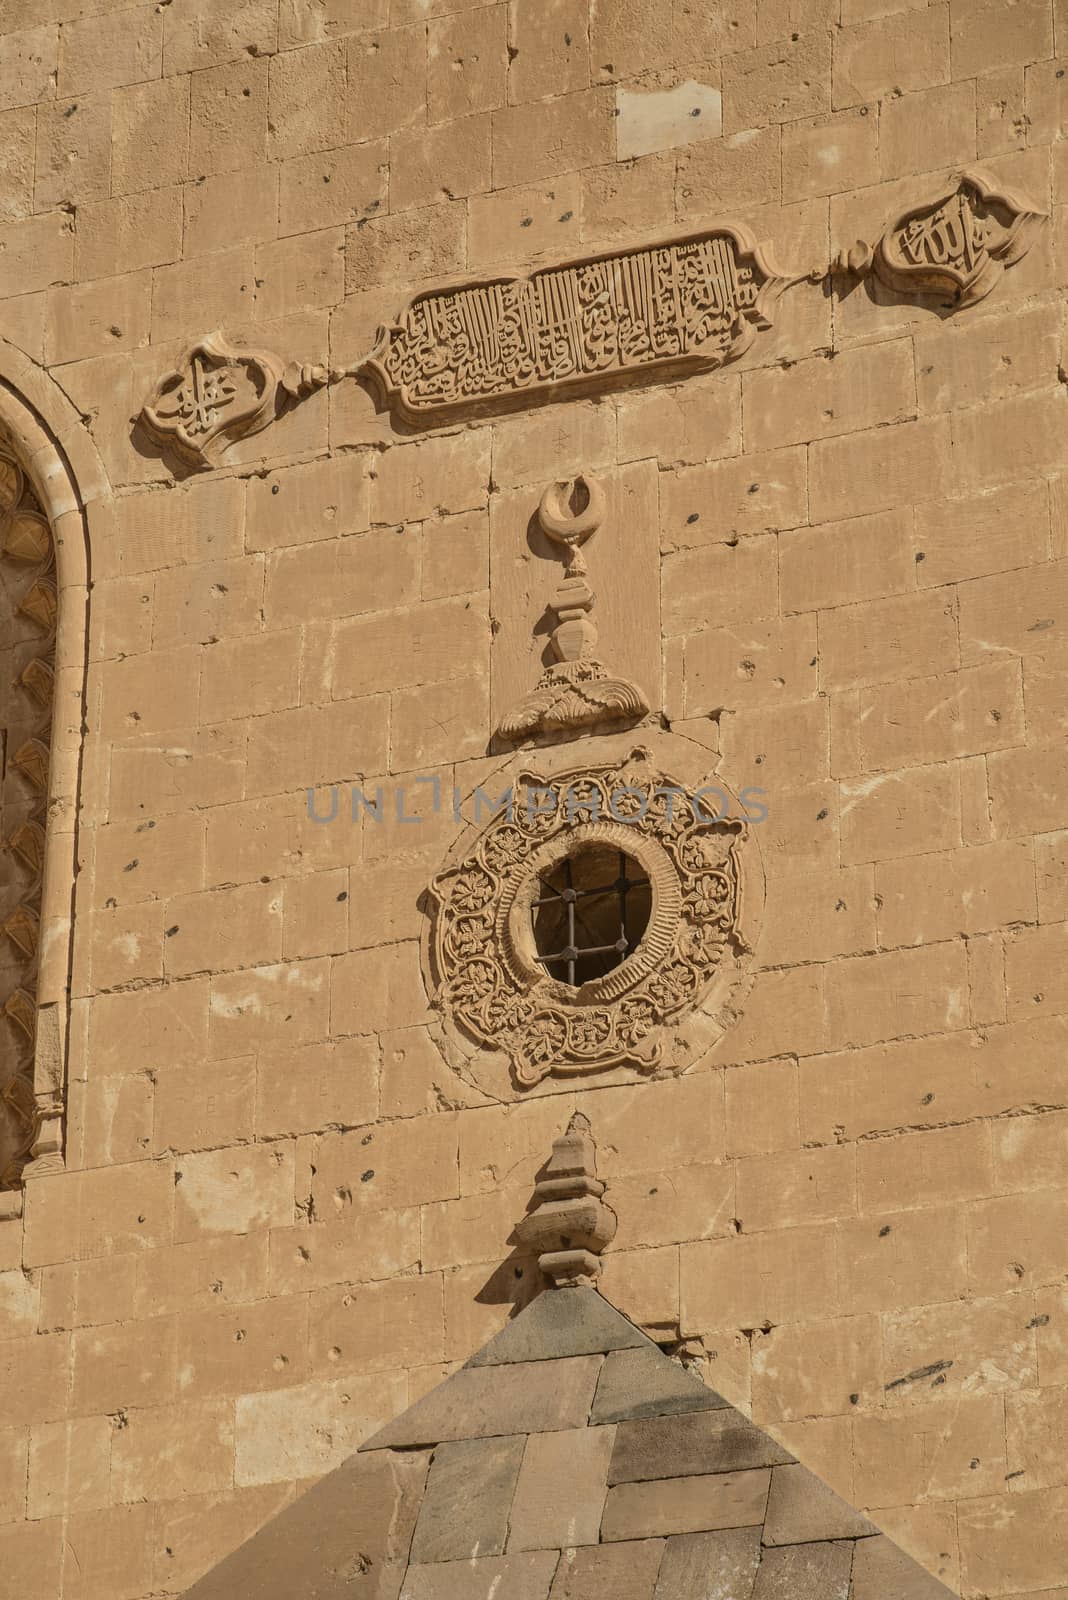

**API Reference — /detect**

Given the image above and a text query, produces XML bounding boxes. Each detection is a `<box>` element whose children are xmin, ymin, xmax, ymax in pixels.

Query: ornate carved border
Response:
<box><xmin>424</xmin><ymin>742</ymin><xmax>761</xmax><ymax>1094</ymax></box>
<box><xmin>0</xmin><ymin>451</ymin><xmax>55</xmax><ymax>1186</ymax></box>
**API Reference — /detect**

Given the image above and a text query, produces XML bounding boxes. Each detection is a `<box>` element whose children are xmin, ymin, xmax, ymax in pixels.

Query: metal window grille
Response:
<box><xmin>531</xmin><ymin>850</ymin><xmax>649</xmax><ymax>987</ymax></box>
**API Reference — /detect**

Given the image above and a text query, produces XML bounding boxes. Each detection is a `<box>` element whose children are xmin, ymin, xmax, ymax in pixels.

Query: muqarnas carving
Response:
<box><xmin>363</xmin><ymin>225</ymin><xmax>791</xmax><ymax>421</ymax></box>
<box><xmin>0</xmin><ymin>450</ymin><xmax>55</xmax><ymax>1187</ymax></box>
<box><xmin>834</xmin><ymin>168</ymin><xmax>1044</xmax><ymax>310</ymax></box>
<box><xmin>141</xmin><ymin>332</ymin><xmax>335</xmax><ymax>469</ymax></box>
<box><xmin>426</xmin><ymin>749</ymin><xmax>748</xmax><ymax>1089</ymax></box>
<box><xmin>497</xmin><ymin>474</ymin><xmax>649</xmax><ymax>746</ymax></box>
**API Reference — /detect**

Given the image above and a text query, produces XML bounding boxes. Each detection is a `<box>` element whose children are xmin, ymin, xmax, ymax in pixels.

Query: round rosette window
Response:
<box><xmin>424</xmin><ymin>748</ymin><xmax>760</xmax><ymax>1092</ymax></box>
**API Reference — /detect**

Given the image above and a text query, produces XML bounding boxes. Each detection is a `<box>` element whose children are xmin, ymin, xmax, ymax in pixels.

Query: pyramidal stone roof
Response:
<box><xmin>183</xmin><ymin>1120</ymin><xmax>958</xmax><ymax>1600</ymax></box>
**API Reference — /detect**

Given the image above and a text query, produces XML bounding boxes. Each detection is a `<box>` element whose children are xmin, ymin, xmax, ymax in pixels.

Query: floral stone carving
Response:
<box><xmin>0</xmin><ymin>447</ymin><xmax>55</xmax><ymax>1188</ymax></box>
<box><xmin>426</xmin><ymin>748</ymin><xmax>751</xmax><ymax>1090</ymax></box>
<box><xmin>496</xmin><ymin>474</ymin><xmax>650</xmax><ymax>746</ymax></box>
<box><xmin>140</xmin><ymin>332</ymin><xmax>336</xmax><ymax>469</ymax></box>
<box><xmin>361</xmin><ymin>224</ymin><xmax>792</xmax><ymax>422</ymax></box>
<box><xmin>832</xmin><ymin>168</ymin><xmax>1044</xmax><ymax>310</ymax></box>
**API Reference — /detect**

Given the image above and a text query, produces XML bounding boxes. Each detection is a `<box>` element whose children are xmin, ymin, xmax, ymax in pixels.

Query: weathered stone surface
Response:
<box><xmin>183</xmin><ymin>1449</ymin><xmax>429</xmax><ymax>1599</ymax></box>
<box><xmin>235</xmin><ymin>1375</ymin><xmax>408</xmax><ymax>1487</ymax></box>
<box><xmin>616</xmin><ymin>80</ymin><xmax>723</xmax><ymax>161</ymax></box>
<box><xmin>592</xmin><ymin>1346</ymin><xmax>729</xmax><ymax>1424</ymax></box>
<box><xmin>549</xmin><ymin>1539</ymin><xmax>665</xmax><ymax>1599</ymax></box>
<box><xmin>601</xmin><ymin>1470</ymin><xmax>772</xmax><ymax>1541</ymax></box>
<box><xmin>850</xmin><ymin>1533</ymin><xmax>957</xmax><ymax>1598</ymax></box>
<box><xmin>610</xmin><ymin>1409</ymin><xmax>795</xmax><ymax>1485</ymax></box>
<box><xmin>408</xmin><ymin>1435</ymin><xmax>525</xmax><ymax>1564</ymax></box>
<box><xmin>763</xmin><ymin>1463</ymin><xmax>878</xmax><ymax>1546</ymax></box>
<box><xmin>653</xmin><ymin>1528</ymin><xmax>761</xmax><ymax>1600</ymax></box>
<box><xmin>508</xmin><ymin>1424</ymin><xmax>615</xmax><ymax>1550</ymax></box>
<box><xmin>400</xmin><ymin>1551</ymin><xmax>560</xmax><ymax>1600</ymax></box>
<box><xmin>750</xmin><ymin>1540</ymin><xmax>853</xmax><ymax>1599</ymax></box>
<box><xmin>361</xmin><ymin>1357</ymin><xmax>602</xmax><ymax>1450</ymax></box>
<box><xmin>3</xmin><ymin>4</ymin><xmax>1066</xmax><ymax>1594</ymax></box>
<box><xmin>467</xmin><ymin>1287</ymin><xmax>649</xmax><ymax>1367</ymax></box>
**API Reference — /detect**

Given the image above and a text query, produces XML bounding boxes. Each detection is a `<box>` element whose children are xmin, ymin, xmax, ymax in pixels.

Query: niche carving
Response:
<box><xmin>0</xmin><ymin>450</ymin><xmax>56</xmax><ymax>1187</ymax></box>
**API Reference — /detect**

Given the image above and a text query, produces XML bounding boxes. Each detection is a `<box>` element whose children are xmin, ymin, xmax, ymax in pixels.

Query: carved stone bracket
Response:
<box><xmin>140</xmin><ymin>332</ymin><xmax>339</xmax><ymax>469</ymax></box>
<box><xmin>515</xmin><ymin>1113</ymin><xmax>616</xmax><ymax>1287</ymax></box>
<box><xmin>496</xmin><ymin>474</ymin><xmax>650</xmax><ymax>746</ymax></box>
<box><xmin>829</xmin><ymin>168</ymin><xmax>1045</xmax><ymax>310</ymax></box>
<box><xmin>0</xmin><ymin>449</ymin><xmax>55</xmax><ymax>1189</ymax></box>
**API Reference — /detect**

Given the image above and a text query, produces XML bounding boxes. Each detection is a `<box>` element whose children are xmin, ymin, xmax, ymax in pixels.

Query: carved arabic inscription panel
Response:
<box><xmin>362</xmin><ymin>225</ymin><xmax>791</xmax><ymax>421</ymax></box>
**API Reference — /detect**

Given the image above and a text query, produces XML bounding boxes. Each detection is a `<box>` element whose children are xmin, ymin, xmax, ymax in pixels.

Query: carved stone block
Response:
<box><xmin>496</xmin><ymin>474</ymin><xmax>651</xmax><ymax>747</ymax></box>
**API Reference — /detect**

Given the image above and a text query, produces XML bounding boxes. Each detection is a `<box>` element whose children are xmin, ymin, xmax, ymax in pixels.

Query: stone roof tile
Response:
<box><xmin>591</xmin><ymin>1344</ymin><xmax>729</xmax><ymax>1424</ymax></box>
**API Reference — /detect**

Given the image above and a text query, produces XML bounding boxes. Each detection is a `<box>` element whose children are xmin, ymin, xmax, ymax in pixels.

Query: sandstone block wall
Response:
<box><xmin>0</xmin><ymin>0</ymin><xmax>1067</xmax><ymax>1595</ymax></box>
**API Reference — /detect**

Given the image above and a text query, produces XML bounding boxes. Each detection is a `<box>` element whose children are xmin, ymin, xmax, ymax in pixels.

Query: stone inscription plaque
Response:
<box><xmin>362</xmin><ymin>225</ymin><xmax>791</xmax><ymax>422</ymax></box>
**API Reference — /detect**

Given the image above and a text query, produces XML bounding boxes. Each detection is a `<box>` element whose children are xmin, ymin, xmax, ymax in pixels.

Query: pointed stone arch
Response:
<box><xmin>0</xmin><ymin>338</ymin><xmax>107</xmax><ymax>1194</ymax></box>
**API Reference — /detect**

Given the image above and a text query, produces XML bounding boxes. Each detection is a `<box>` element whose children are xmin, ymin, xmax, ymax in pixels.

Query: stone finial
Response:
<box><xmin>515</xmin><ymin>1113</ymin><xmax>617</xmax><ymax>1288</ymax></box>
<box><xmin>495</xmin><ymin>475</ymin><xmax>650</xmax><ymax>745</ymax></box>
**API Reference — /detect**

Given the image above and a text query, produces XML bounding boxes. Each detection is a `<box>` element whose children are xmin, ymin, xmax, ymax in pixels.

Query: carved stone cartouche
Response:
<box><xmin>830</xmin><ymin>167</ymin><xmax>1044</xmax><ymax>310</ymax></box>
<box><xmin>140</xmin><ymin>331</ymin><xmax>337</xmax><ymax>470</ymax></box>
<box><xmin>139</xmin><ymin>225</ymin><xmax>794</xmax><ymax>468</ymax></box>
<box><xmin>362</xmin><ymin>224</ymin><xmax>793</xmax><ymax>423</ymax></box>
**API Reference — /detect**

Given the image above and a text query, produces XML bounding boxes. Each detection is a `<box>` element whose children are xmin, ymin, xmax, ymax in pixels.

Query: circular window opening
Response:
<box><xmin>531</xmin><ymin>843</ymin><xmax>652</xmax><ymax>988</ymax></box>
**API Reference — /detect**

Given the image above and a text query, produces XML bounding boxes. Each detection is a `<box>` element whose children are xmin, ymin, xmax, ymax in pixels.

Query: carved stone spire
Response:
<box><xmin>515</xmin><ymin>1113</ymin><xmax>617</xmax><ymax>1288</ymax></box>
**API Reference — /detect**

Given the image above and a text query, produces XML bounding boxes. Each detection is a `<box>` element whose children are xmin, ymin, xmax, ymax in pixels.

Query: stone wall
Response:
<box><xmin>0</xmin><ymin>0</ymin><xmax>1066</xmax><ymax>1595</ymax></box>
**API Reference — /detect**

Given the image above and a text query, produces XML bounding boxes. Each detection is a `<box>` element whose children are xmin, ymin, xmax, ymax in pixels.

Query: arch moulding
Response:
<box><xmin>0</xmin><ymin>336</ymin><xmax>109</xmax><ymax>1211</ymax></box>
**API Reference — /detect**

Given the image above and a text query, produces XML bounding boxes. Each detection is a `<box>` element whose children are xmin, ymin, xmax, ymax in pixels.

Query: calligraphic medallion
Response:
<box><xmin>425</xmin><ymin>747</ymin><xmax>760</xmax><ymax>1094</ymax></box>
<box><xmin>141</xmin><ymin>333</ymin><xmax>334</xmax><ymax>469</ymax></box>
<box><xmin>362</xmin><ymin>224</ymin><xmax>792</xmax><ymax>422</ymax></box>
<box><xmin>835</xmin><ymin>168</ymin><xmax>1045</xmax><ymax>311</ymax></box>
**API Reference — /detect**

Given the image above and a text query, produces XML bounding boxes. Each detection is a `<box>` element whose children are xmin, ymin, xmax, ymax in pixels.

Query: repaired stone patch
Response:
<box><xmin>616</xmin><ymin>80</ymin><xmax>723</xmax><ymax>161</ymax></box>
